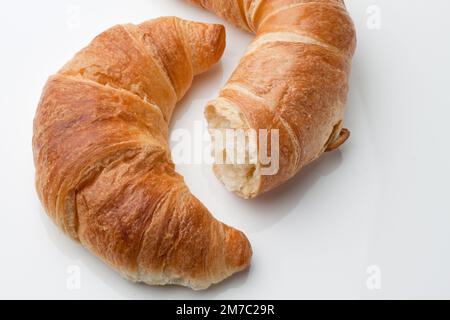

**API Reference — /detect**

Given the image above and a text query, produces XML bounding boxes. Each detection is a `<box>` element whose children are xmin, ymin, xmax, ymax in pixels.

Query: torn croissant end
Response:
<box><xmin>205</xmin><ymin>100</ymin><xmax>261</xmax><ymax>199</ymax></box>
<box><xmin>190</xmin><ymin>0</ymin><xmax>356</xmax><ymax>198</ymax></box>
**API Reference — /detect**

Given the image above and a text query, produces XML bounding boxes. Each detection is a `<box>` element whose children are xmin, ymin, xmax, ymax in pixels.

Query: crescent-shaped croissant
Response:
<box><xmin>33</xmin><ymin>17</ymin><xmax>252</xmax><ymax>290</ymax></box>
<box><xmin>188</xmin><ymin>0</ymin><xmax>356</xmax><ymax>198</ymax></box>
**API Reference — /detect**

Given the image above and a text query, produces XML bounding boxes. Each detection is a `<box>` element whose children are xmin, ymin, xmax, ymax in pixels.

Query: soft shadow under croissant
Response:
<box><xmin>33</xmin><ymin>17</ymin><xmax>252</xmax><ymax>290</ymax></box>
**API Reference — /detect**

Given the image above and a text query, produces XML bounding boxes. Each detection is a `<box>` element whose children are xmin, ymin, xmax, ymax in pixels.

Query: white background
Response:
<box><xmin>1</xmin><ymin>0</ymin><xmax>449</xmax><ymax>299</ymax></box>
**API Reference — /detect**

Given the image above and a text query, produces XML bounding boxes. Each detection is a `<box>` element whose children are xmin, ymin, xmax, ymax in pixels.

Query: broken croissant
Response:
<box><xmin>188</xmin><ymin>0</ymin><xmax>357</xmax><ymax>198</ymax></box>
<box><xmin>33</xmin><ymin>17</ymin><xmax>252</xmax><ymax>290</ymax></box>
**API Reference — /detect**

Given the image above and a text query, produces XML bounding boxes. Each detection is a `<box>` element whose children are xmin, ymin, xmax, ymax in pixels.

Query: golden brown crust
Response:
<box><xmin>33</xmin><ymin>17</ymin><xmax>252</xmax><ymax>290</ymax></box>
<box><xmin>189</xmin><ymin>0</ymin><xmax>356</xmax><ymax>198</ymax></box>
<box><xmin>188</xmin><ymin>0</ymin><xmax>253</xmax><ymax>32</ymax></box>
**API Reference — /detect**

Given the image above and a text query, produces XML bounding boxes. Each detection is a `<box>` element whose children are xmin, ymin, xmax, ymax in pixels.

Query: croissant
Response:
<box><xmin>32</xmin><ymin>17</ymin><xmax>252</xmax><ymax>290</ymax></box>
<box><xmin>188</xmin><ymin>0</ymin><xmax>356</xmax><ymax>198</ymax></box>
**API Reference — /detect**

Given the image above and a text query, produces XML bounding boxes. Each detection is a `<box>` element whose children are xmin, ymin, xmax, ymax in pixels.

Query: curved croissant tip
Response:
<box><xmin>183</xmin><ymin>20</ymin><xmax>226</xmax><ymax>75</ymax></box>
<box><xmin>225</xmin><ymin>228</ymin><xmax>253</xmax><ymax>272</ymax></box>
<box><xmin>208</xmin><ymin>23</ymin><xmax>226</xmax><ymax>68</ymax></box>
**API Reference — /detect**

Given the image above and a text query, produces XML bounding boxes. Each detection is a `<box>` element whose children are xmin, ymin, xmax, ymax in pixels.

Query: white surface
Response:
<box><xmin>1</xmin><ymin>0</ymin><xmax>450</xmax><ymax>299</ymax></box>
